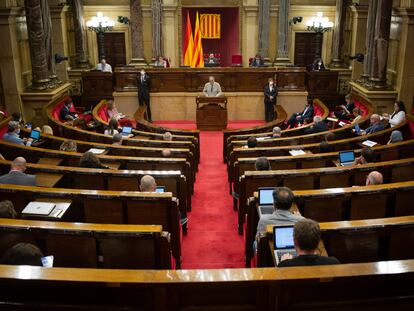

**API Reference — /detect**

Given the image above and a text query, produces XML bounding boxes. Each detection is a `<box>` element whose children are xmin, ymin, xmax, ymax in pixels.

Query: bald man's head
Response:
<box><xmin>11</xmin><ymin>157</ymin><xmax>27</xmax><ymax>172</ymax></box>
<box><xmin>140</xmin><ymin>175</ymin><xmax>157</xmax><ymax>192</ymax></box>
<box><xmin>366</xmin><ymin>171</ymin><xmax>383</xmax><ymax>186</ymax></box>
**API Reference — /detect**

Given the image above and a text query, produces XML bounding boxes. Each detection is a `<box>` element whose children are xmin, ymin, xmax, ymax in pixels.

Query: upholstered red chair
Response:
<box><xmin>231</xmin><ymin>55</ymin><xmax>243</xmax><ymax>66</ymax></box>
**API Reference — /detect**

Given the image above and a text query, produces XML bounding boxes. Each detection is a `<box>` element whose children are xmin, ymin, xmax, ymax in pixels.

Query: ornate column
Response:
<box><xmin>275</xmin><ymin>0</ymin><xmax>290</xmax><ymax>65</ymax></box>
<box><xmin>152</xmin><ymin>0</ymin><xmax>163</xmax><ymax>59</ymax></box>
<box><xmin>330</xmin><ymin>0</ymin><xmax>347</xmax><ymax>67</ymax></box>
<box><xmin>130</xmin><ymin>0</ymin><xmax>146</xmax><ymax>65</ymax></box>
<box><xmin>361</xmin><ymin>0</ymin><xmax>378</xmax><ymax>81</ymax></box>
<box><xmin>368</xmin><ymin>0</ymin><xmax>392</xmax><ymax>88</ymax></box>
<box><xmin>24</xmin><ymin>0</ymin><xmax>50</xmax><ymax>90</ymax></box>
<box><xmin>70</xmin><ymin>0</ymin><xmax>89</xmax><ymax>68</ymax></box>
<box><xmin>40</xmin><ymin>0</ymin><xmax>58</xmax><ymax>85</ymax></box>
<box><xmin>258</xmin><ymin>0</ymin><xmax>270</xmax><ymax>63</ymax></box>
<box><xmin>350</xmin><ymin>3</ymin><xmax>368</xmax><ymax>79</ymax></box>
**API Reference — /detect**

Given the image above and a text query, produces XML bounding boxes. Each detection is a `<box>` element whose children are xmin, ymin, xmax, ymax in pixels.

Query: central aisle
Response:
<box><xmin>181</xmin><ymin>131</ymin><xmax>245</xmax><ymax>269</ymax></box>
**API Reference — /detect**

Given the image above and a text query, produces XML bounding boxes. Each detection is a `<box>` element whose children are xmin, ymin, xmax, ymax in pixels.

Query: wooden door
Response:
<box><xmin>294</xmin><ymin>32</ymin><xmax>322</xmax><ymax>67</ymax></box>
<box><xmin>100</xmin><ymin>32</ymin><xmax>126</xmax><ymax>67</ymax></box>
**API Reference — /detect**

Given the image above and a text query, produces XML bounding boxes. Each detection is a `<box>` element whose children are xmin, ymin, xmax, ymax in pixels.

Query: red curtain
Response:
<box><xmin>182</xmin><ymin>7</ymin><xmax>239</xmax><ymax>67</ymax></box>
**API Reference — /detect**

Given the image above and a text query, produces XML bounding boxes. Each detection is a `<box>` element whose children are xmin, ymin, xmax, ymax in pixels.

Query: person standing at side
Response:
<box><xmin>264</xmin><ymin>78</ymin><xmax>277</xmax><ymax>122</ymax></box>
<box><xmin>137</xmin><ymin>69</ymin><xmax>152</xmax><ymax>122</ymax></box>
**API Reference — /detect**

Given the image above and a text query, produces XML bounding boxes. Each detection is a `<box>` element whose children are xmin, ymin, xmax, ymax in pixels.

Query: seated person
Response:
<box><xmin>1</xmin><ymin>243</ymin><xmax>44</xmax><ymax>266</ymax></box>
<box><xmin>104</xmin><ymin>118</ymin><xmax>119</xmax><ymax>136</ymax></box>
<box><xmin>41</xmin><ymin>125</ymin><xmax>53</xmax><ymax>135</ymax></box>
<box><xmin>319</xmin><ymin>141</ymin><xmax>334</xmax><ymax>153</ymax></box>
<box><xmin>3</xmin><ymin>121</ymin><xmax>32</xmax><ymax>146</ymax></box>
<box><xmin>382</xmin><ymin>101</ymin><xmax>406</xmax><ymax>128</ymax></box>
<box><xmin>272</xmin><ymin>126</ymin><xmax>282</xmax><ymax>138</ymax></box>
<box><xmin>278</xmin><ymin>219</ymin><xmax>340</xmax><ymax>267</ymax></box>
<box><xmin>161</xmin><ymin>149</ymin><xmax>171</xmax><ymax>157</ymax></box>
<box><xmin>388</xmin><ymin>130</ymin><xmax>403</xmax><ymax>144</ymax></box>
<box><xmin>351</xmin><ymin>107</ymin><xmax>362</xmax><ymax>124</ymax></box>
<box><xmin>205</xmin><ymin>53</ymin><xmax>219</xmax><ymax>66</ymax></box>
<box><xmin>11</xmin><ymin>112</ymin><xmax>24</xmax><ymax>126</ymax></box>
<box><xmin>359</xmin><ymin>114</ymin><xmax>385</xmax><ymax>135</ymax></box>
<box><xmin>335</xmin><ymin>94</ymin><xmax>355</xmax><ymax>119</ymax></box>
<box><xmin>139</xmin><ymin>175</ymin><xmax>157</xmax><ymax>192</ymax></box>
<box><xmin>0</xmin><ymin>200</ymin><xmax>17</xmax><ymax>218</ymax></box>
<box><xmin>255</xmin><ymin>156</ymin><xmax>271</xmax><ymax>171</ymax></box>
<box><xmin>163</xmin><ymin>132</ymin><xmax>173</xmax><ymax>141</ymax></box>
<box><xmin>366</xmin><ymin>171</ymin><xmax>383</xmax><ymax>186</ymax></box>
<box><xmin>287</xmin><ymin>98</ymin><xmax>314</xmax><ymax>128</ymax></box>
<box><xmin>324</xmin><ymin>132</ymin><xmax>336</xmax><ymax>142</ymax></box>
<box><xmin>59</xmin><ymin>139</ymin><xmax>77</xmax><ymax>152</ymax></box>
<box><xmin>304</xmin><ymin>116</ymin><xmax>328</xmax><ymax>134</ymax></box>
<box><xmin>154</xmin><ymin>55</ymin><xmax>168</xmax><ymax>68</ymax></box>
<box><xmin>0</xmin><ymin>157</ymin><xmax>36</xmax><ymax>186</ymax></box>
<box><xmin>112</xmin><ymin>133</ymin><xmax>123</xmax><ymax>146</ymax></box>
<box><xmin>95</xmin><ymin>58</ymin><xmax>112</xmax><ymax>72</ymax></box>
<box><xmin>247</xmin><ymin>137</ymin><xmax>257</xmax><ymax>148</ymax></box>
<box><xmin>310</xmin><ymin>58</ymin><xmax>326</xmax><ymax>71</ymax></box>
<box><xmin>107</xmin><ymin>100</ymin><xmax>125</xmax><ymax>121</ymax></box>
<box><xmin>250</xmin><ymin>54</ymin><xmax>264</xmax><ymax>67</ymax></box>
<box><xmin>79</xmin><ymin>152</ymin><xmax>109</xmax><ymax>169</ymax></box>
<box><xmin>60</xmin><ymin>98</ymin><xmax>78</xmax><ymax>122</ymax></box>
<box><xmin>256</xmin><ymin>187</ymin><xmax>304</xmax><ymax>237</ymax></box>
<box><xmin>354</xmin><ymin>146</ymin><xmax>375</xmax><ymax>165</ymax></box>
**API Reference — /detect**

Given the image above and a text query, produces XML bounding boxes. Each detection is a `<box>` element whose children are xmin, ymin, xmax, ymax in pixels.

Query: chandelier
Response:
<box><xmin>86</xmin><ymin>12</ymin><xmax>115</xmax><ymax>33</ymax></box>
<box><xmin>306</xmin><ymin>12</ymin><xmax>333</xmax><ymax>33</ymax></box>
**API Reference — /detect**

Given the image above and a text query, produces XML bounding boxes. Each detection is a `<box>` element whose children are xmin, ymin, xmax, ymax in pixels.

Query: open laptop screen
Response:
<box><xmin>339</xmin><ymin>151</ymin><xmax>355</xmax><ymax>163</ymax></box>
<box><xmin>273</xmin><ymin>226</ymin><xmax>295</xmax><ymax>250</ymax></box>
<box><xmin>122</xmin><ymin>126</ymin><xmax>132</xmax><ymax>134</ymax></box>
<box><xmin>258</xmin><ymin>188</ymin><xmax>274</xmax><ymax>205</ymax></box>
<box><xmin>30</xmin><ymin>130</ymin><xmax>41</xmax><ymax>140</ymax></box>
<box><xmin>156</xmin><ymin>186</ymin><xmax>165</xmax><ymax>193</ymax></box>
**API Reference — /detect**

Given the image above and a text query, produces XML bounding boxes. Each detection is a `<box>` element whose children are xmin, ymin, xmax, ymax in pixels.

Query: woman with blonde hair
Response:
<box><xmin>59</xmin><ymin>140</ymin><xmax>77</xmax><ymax>152</ymax></box>
<box><xmin>41</xmin><ymin>125</ymin><xmax>53</xmax><ymax>135</ymax></box>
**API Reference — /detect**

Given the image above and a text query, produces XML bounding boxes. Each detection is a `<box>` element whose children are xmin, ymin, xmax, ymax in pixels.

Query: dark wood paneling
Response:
<box><xmin>101</xmin><ymin>32</ymin><xmax>126</xmax><ymax>66</ymax></box>
<box><xmin>294</xmin><ymin>32</ymin><xmax>321</xmax><ymax>67</ymax></box>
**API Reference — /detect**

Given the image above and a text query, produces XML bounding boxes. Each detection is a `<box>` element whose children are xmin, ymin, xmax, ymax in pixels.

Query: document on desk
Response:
<box><xmin>362</xmin><ymin>140</ymin><xmax>377</xmax><ymax>147</ymax></box>
<box><xmin>22</xmin><ymin>202</ymin><xmax>55</xmax><ymax>216</ymax></box>
<box><xmin>289</xmin><ymin>150</ymin><xmax>306</xmax><ymax>156</ymax></box>
<box><xmin>88</xmin><ymin>148</ymin><xmax>106</xmax><ymax>154</ymax></box>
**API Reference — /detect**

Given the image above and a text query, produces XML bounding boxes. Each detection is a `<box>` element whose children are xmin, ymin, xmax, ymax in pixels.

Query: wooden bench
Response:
<box><xmin>0</xmin><ymin>184</ymin><xmax>182</xmax><ymax>268</ymax></box>
<box><xmin>0</xmin><ymin>260</ymin><xmax>413</xmax><ymax>310</ymax></box>
<box><xmin>244</xmin><ymin>181</ymin><xmax>414</xmax><ymax>267</ymax></box>
<box><xmin>0</xmin><ymin>219</ymin><xmax>171</xmax><ymax>269</ymax></box>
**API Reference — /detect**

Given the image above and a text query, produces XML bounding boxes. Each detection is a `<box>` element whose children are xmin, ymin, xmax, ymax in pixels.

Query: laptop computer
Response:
<box><xmin>121</xmin><ymin>126</ymin><xmax>133</xmax><ymax>137</ymax></box>
<box><xmin>339</xmin><ymin>150</ymin><xmax>355</xmax><ymax>166</ymax></box>
<box><xmin>156</xmin><ymin>186</ymin><xmax>165</xmax><ymax>193</ymax></box>
<box><xmin>258</xmin><ymin>187</ymin><xmax>275</xmax><ymax>215</ymax></box>
<box><xmin>273</xmin><ymin>225</ymin><xmax>297</xmax><ymax>265</ymax></box>
<box><xmin>22</xmin><ymin>202</ymin><xmax>56</xmax><ymax>216</ymax></box>
<box><xmin>29</xmin><ymin>129</ymin><xmax>41</xmax><ymax>141</ymax></box>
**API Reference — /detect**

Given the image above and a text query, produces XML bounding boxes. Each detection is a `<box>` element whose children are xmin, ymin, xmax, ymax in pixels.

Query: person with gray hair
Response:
<box><xmin>272</xmin><ymin>126</ymin><xmax>282</xmax><ymax>138</ymax></box>
<box><xmin>112</xmin><ymin>133</ymin><xmax>123</xmax><ymax>146</ymax></box>
<box><xmin>203</xmin><ymin>76</ymin><xmax>223</xmax><ymax>97</ymax></box>
<box><xmin>163</xmin><ymin>132</ymin><xmax>172</xmax><ymax>141</ymax></box>
<box><xmin>139</xmin><ymin>175</ymin><xmax>157</xmax><ymax>192</ymax></box>
<box><xmin>304</xmin><ymin>115</ymin><xmax>328</xmax><ymax>134</ymax></box>
<box><xmin>360</xmin><ymin>114</ymin><xmax>385</xmax><ymax>135</ymax></box>
<box><xmin>0</xmin><ymin>157</ymin><xmax>36</xmax><ymax>186</ymax></box>
<box><xmin>0</xmin><ymin>200</ymin><xmax>17</xmax><ymax>218</ymax></box>
<box><xmin>388</xmin><ymin>130</ymin><xmax>403</xmax><ymax>144</ymax></box>
<box><xmin>366</xmin><ymin>171</ymin><xmax>383</xmax><ymax>186</ymax></box>
<box><xmin>3</xmin><ymin>121</ymin><xmax>32</xmax><ymax>146</ymax></box>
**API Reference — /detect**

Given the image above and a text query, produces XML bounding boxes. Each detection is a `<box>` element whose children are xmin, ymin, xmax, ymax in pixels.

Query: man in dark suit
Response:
<box><xmin>304</xmin><ymin>115</ymin><xmax>328</xmax><ymax>134</ymax></box>
<box><xmin>359</xmin><ymin>114</ymin><xmax>385</xmax><ymax>135</ymax></box>
<box><xmin>0</xmin><ymin>157</ymin><xmax>36</xmax><ymax>186</ymax></box>
<box><xmin>264</xmin><ymin>78</ymin><xmax>278</xmax><ymax>122</ymax></box>
<box><xmin>59</xmin><ymin>98</ymin><xmax>78</xmax><ymax>121</ymax></box>
<box><xmin>250</xmin><ymin>54</ymin><xmax>264</xmax><ymax>67</ymax></box>
<box><xmin>137</xmin><ymin>69</ymin><xmax>152</xmax><ymax>122</ymax></box>
<box><xmin>278</xmin><ymin>219</ymin><xmax>340</xmax><ymax>267</ymax></box>
<box><xmin>287</xmin><ymin>98</ymin><xmax>314</xmax><ymax>128</ymax></box>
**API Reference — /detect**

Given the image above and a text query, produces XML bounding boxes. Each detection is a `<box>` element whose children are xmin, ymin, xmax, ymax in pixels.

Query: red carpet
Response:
<box><xmin>155</xmin><ymin>121</ymin><xmax>263</xmax><ymax>269</ymax></box>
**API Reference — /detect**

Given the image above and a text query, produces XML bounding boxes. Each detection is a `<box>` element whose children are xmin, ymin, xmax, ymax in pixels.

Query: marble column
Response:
<box><xmin>330</xmin><ymin>0</ymin><xmax>347</xmax><ymax>67</ymax></box>
<box><xmin>130</xmin><ymin>0</ymin><xmax>146</xmax><ymax>65</ymax></box>
<box><xmin>70</xmin><ymin>0</ymin><xmax>89</xmax><ymax>68</ymax></box>
<box><xmin>361</xmin><ymin>0</ymin><xmax>377</xmax><ymax>80</ymax></box>
<box><xmin>275</xmin><ymin>0</ymin><xmax>290</xmax><ymax>64</ymax></box>
<box><xmin>40</xmin><ymin>0</ymin><xmax>58</xmax><ymax>84</ymax></box>
<box><xmin>152</xmin><ymin>0</ymin><xmax>163</xmax><ymax>59</ymax></box>
<box><xmin>258</xmin><ymin>0</ymin><xmax>270</xmax><ymax>63</ymax></box>
<box><xmin>24</xmin><ymin>0</ymin><xmax>50</xmax><ymax>90</ymax></box>
<box><xmin>350</xmin><ymin>3</ymin><xmax>368</xmax><ymax>80</ymax></box>
<box><xmin>368</xmin><ymin>0</ymin><xmax>392</xmax><ymax>88</ymax></box>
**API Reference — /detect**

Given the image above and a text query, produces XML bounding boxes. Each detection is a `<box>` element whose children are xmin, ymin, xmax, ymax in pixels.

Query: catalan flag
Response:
<box><xmin>200</xmin><ymin>14</ymin><xmax>221</xmax><ymax>39</ymax></box>
<box><xmin>191</xmin><ymin>11</ymin><xmax>204</xmax><ymax>68</ymax></box>
<box><xmin>183</xmin><ymin>11</ymin><xmax>194</xmax><ymax>67</ymax></box>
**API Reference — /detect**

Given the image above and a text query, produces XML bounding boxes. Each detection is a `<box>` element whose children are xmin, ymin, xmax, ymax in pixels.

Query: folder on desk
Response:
<box><xmin>88</xmin><ymin>148</ymin><xmax>106</xmax><ymax>154</ymax></box>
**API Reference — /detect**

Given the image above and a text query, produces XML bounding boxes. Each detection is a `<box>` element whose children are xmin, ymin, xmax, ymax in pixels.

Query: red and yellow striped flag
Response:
<box><xmin>191</xmin><ymin>11</ymin><xmax>204</xmax><ymax>68</ymax></box>
<box><xmin>200</xmin><ymin>14</ymin><xmax>221</xmax><ymax>39</ymax></box>
<box><xmin>183</xmin><ymin>11</ymin><xmax>194</xmax><ymax>66</ymax></box>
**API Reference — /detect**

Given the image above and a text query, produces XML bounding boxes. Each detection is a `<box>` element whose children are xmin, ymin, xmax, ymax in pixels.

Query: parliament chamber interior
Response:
<box><xmin>0</xmin><ymin>0</ymin><xmax>414</xmax><ymax>310</ymax></box>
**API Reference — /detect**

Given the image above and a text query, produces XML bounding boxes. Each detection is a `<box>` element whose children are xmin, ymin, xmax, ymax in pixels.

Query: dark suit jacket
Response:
<box><xmin>136</xmin><ymin>74</ymin><xmax>151</xmax><ymax>96</ymax></box>
<box><xmin>250</xmin><ymin>58</ymin><xmax>264</xmax><ymax>67</ymax></box>
<box><xmin>365</xmin><ymin>123</ymin><xmax>385</xmax><ymax>134</ymax></box>
<box><xmin>300</xmin><ymin>105</ymin><xmax>314</xmax><ymax>119</ymax></box>
<box><xmin>59</xmin><ymin>105</ymin><xmax>76</xmax><ymax>121</ymax></box>
<box><xmin>264</xmin><ymin>84</ymin><xmax>277</xmax><ymax>104</ymax></box>
<box><xmin>0</xmin><ymin>171</ymin><xmax>36</xmax><ymax>186</ymax></box>
<box><xmin>304</xmin><ymin>121</ymin><xmax>328</xmax><ymax>134</ymax></box>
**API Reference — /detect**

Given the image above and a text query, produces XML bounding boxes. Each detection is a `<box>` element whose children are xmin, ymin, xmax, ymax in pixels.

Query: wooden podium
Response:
<box><xmin>196</xmin><ymin>96</ymin><xmax>228</xmax><ymax>131</ymax></box>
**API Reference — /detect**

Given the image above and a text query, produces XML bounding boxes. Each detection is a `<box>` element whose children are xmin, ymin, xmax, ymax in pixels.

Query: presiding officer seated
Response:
<box><xmin>95</xmin><ymin>58</ymin><xmax>112</xmax><ymax>73</ymax></box>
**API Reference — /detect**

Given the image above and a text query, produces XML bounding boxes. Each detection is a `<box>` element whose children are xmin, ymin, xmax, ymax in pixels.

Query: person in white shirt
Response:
<box><xmin>382</xmin><ymin>101</ymin><xmax>406</xmax><ymax>128</ymax></box>
<box><xmin>95</xmin><ymin>58</ymin><xmax>112</xmax><ymax>73</ymax></box>
<box><xmin>203</xmin><ymin>76</ymin><xmax>223</xmax><ymax>97</ymax></box>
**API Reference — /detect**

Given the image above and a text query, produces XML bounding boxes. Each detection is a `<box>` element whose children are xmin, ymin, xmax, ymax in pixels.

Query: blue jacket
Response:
<box><xmin>365</xmin><ymin>123</ymin><xmax>385</xmax><ymax>134</ymax></box>
<box><xmin>3</xmin><ymin>132</ymin><xmax>24</xmax><ymax>145</ymax></box>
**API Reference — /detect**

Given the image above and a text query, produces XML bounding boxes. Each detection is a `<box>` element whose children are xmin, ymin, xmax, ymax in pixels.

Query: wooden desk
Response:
<box><xmin>35</xmin><ymin>172</ymin><xmax>64</xmax><ymax>188</ymax></box>
<box><xmin>105</xmin><ymin>162</ymin><xmax>121</xmax><ymax>170</ymax></box>
<box><xmin>38</xmin><ymin>158</ymin><xmax>63</xmax><ymax>166</ymax></box>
